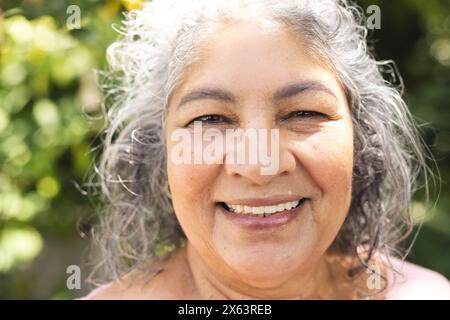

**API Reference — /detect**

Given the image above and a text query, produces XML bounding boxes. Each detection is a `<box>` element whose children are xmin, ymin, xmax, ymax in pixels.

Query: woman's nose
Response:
<box><xmin>223</xmin><ymin>128</ymin><xmax>297</xmax><ymax>185</ymax></box>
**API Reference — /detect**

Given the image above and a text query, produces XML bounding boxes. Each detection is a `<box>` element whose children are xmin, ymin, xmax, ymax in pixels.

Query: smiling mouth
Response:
<box><xmin>218</xmin><ymin>198</ymin><xmax>306</xmax><ymax>217</ymax></box>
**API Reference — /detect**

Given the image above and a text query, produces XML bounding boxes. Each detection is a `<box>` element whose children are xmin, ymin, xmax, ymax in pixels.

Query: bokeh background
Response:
<box><xmin>0</xmin><ymin>0</ymin><xmax>449</xmax><ymax>299</ymax></box>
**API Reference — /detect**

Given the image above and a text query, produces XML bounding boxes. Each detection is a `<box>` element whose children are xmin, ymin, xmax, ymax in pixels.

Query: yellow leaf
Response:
<box><xmin>121</xmin><ymin>0</ymin><xmax>145</xmax><ymax>11</ymax></box>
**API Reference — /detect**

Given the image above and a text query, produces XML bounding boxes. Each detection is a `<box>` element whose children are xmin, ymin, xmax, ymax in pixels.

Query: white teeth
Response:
<box><xmin>265</xmin><ymin>206</ymin><xmax>276</xmax><ymax>214</ymax></box>
<box><xmin>227</xmin><ymin>199</ymin><xmax>302</xmax><ymax>216</ymax></box>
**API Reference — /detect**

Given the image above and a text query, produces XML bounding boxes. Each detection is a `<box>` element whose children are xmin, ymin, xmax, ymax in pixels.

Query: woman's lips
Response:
<box><xmin>217</xmin><ymin>197</ymin><xmax>308</xmax><ymax>230</ymax></box>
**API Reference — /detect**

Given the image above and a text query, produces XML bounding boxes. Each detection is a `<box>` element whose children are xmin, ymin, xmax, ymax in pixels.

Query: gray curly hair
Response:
<box><xmin>87</xmin><ymin>0</ymin><xmax>435</xmax><ymax>286</ymax></box>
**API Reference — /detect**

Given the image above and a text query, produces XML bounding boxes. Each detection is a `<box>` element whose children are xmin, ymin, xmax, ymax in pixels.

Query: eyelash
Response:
<box><xmin>187</xmin><ymin>114</ymin><xmax>231</xmax><ymax>126</ymax></box>
<box><xmin>283</xmin><ymin>110</ymin><xmax>327</xmax><ymax>120</ymax></box>
<box><xmin>187</xmin><ymin>110</ymin><xmax>327</xmax><ymax>126</ymax></box>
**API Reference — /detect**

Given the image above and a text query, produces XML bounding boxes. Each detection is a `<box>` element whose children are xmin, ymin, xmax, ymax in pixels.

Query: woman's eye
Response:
<box><xmin>187</xmin><ymin>114</ymin><xmax>229</xmax><ymax>126</ymax></box>
<box><xmin>285</xmin><ymin>110</ymin><xmax>327</xmax><ymax>120</ymax></box>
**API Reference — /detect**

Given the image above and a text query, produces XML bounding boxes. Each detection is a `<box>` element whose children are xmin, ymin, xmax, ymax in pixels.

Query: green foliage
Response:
<box><xmin>0</xmin><ymin>0</ymin><xmax>131</xmax><ymax>299</ymax></box>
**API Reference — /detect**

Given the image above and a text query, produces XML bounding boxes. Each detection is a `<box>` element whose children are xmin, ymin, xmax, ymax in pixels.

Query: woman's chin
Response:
<box><xmin>218</xmin><ymin>253</ymin><xmax>308</xmax><ymax>289</ymax></box>
<box><xmin>211</xmin><ymin>235</ymin><xmax>316</xmax><ymax>287</ymax></box>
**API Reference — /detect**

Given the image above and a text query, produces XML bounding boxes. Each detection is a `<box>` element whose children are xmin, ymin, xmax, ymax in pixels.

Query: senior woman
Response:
<box><xmin>84</xmin><ymin>0</ymin><xmax>450</xmax><ymax>299</ymax></box>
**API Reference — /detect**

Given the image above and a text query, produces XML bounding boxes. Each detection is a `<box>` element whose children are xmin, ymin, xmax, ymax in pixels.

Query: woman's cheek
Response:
<box><xmin>167</xmin><ymin>150</ymin><xmax>223</xmax><ymax>211</ymax></box>
<box><xmin>166</xmin><ymin>132</ymin><xmax>222</xmax><ymax>196</ymax></box>
<box><xmin>291</xmin><ymin>127</ymin><xmax>353</xmax><ymax>222</ymax></box>
<box><xmin>168</xmin><ymin>162</ymin><xmax>217</xmax><ymax>196</ymax></box>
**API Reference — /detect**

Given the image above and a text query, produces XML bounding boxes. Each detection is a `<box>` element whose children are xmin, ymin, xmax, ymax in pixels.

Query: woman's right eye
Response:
<box><xmin>187</xmin><ymin>114</ymin><xmax>229</xmax><ymax>126</ymax></box>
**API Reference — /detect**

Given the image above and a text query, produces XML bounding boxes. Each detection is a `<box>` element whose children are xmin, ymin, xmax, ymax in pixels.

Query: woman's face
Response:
<box><xmin>165</xmin><ymin>22</ymin><xmax>354</xmax><ymax>288</ymax></box>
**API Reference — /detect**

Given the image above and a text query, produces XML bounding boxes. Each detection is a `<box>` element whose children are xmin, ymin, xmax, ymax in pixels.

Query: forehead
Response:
<box><xmin>171</xmin><ymin>22</ymin><xmax>344</xmax><ymax>105</ymax></box>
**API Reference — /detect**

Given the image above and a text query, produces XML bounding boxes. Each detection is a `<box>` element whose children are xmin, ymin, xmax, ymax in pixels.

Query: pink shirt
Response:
<box><xmin>385</xmin><ymin>257</ymin><xmax>450</xmax><ymax>299</ymax></box>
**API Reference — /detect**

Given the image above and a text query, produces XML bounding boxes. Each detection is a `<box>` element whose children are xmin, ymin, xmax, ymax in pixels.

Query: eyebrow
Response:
<box><xmin>177</xmin><ymin>81</ymin><xmax>337</xmax><ymax>109</ymax></box>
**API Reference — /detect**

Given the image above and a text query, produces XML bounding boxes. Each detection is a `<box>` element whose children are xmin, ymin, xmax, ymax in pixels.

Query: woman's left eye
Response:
<box><xmin>284</xmin><ymin>110</ymin><xmax>327</xmax><ymax>120</ymax></box>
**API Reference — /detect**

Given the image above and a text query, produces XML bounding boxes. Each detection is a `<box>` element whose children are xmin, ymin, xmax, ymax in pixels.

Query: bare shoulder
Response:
<box><xmin>386</xmin><ymin>257</ymin><xmax>450</xmax><ymax>300</ymax></box>
<box><xmin>82</xmin><ymin>247</ymin><xmax>195</xmax><ymax>300</ymax></box>
<box><xmin>83</xmin><ymin>261</ymin><xmax>166</xmax><ymax>300</ymax></box>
